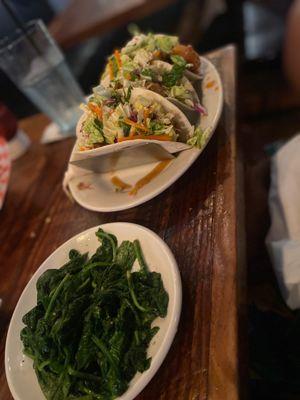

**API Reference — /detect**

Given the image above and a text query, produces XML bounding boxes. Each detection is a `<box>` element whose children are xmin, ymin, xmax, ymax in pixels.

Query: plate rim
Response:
<box><xmin>5</xmin><ymin>222</ymin><xmax>182</xmax><ymax>400</ymax></box>
<box><xmin>69</xmin><ymin>56</ymin><xmax>223</xmax><ymax>212</ymax></box>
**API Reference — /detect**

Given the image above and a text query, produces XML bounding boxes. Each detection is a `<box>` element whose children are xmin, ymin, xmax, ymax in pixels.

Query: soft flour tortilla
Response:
<box><xmin>129</xmin><ymin>87</ymin><xmax>193</xmax><ymax>143</ymax></box>
<box><xmin>76</xmin><ymin>87</ymin><xmax>193</xmax><ymax>154</ymax></box>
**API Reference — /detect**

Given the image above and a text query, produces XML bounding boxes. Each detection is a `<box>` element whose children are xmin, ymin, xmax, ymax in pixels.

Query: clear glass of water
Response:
<box><xmin>0</xmin><ymin>20</ymin><xmax>84</xmax><ymax>132</ymax></box>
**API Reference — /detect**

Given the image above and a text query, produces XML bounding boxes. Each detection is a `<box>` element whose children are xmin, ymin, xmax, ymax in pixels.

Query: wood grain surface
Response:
<box><xmin>0</xmin><ymin>46</ymin><xmax>245</xmax><ymax>400</ymax></box>
<box><xmin>49</xmin><ymin>0</ymin><xmax>175</xmax><ymax>49</ymax></box>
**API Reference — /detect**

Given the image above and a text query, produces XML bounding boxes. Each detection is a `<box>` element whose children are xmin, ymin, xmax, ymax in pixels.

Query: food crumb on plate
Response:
<box><xmin>77</xmin><ymin>181</ymin><xmax>93</xmax><ymax>190</ymax></box>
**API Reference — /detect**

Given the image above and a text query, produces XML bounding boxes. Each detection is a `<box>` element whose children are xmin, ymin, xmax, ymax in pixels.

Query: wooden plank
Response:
<box><xmin>206</xmin><ymin>46</ymin><xmax>245</xmax><ymax>400</ymax></box>
<box><xmin>0</xmin><ymin>46</ymin><xmax>244</xmax><ymax>400</ymax></box>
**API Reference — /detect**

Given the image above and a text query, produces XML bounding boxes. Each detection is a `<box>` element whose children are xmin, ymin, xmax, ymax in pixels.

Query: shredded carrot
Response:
<box><xmin>108</xmin><ymin>59</ymin><xmax>114</xmax><ymax>80</ymax></box>
<box><xmin>129</xmin><ymin>160</ymin><xmax>171</xmax><ymax>195</ymax></box>
<box><xmin>153</xmin><ymin>50</ymin><xmax>161</xmax><ymax>59</ymax></box>
<box><xmin>129</xmin><ymin>126</ymin><xmax>136</xmax><ymax>138</ymax></box>
<box><xmin>124</xmin><ymin>72</ymin><xmax>132</xmax><ymax>80</ymax></box>
<box><xmin>118</xmin><ymin>134</ymin><xmax>172</xmax><ymax>142</ymax></box>
<box><xmin>88</xmin><ymin>103</ymin><xmax>102</xmax><ymax>119</ymax></box>
<box><xmin>123</xmin><ymin>118</ymin><xmax>148</xmax><ymax>132</ymax></box>
<box><xmin>114</xmin><ymin>49</ymin><xmax>122</xmax><ymax>69</ymax></box>
<box><xmin>143</xmin><ymin>108</ymin><xmax>150</xmax><ymax>121</ymax></box>
<box><xmin>111</xmin><ymin>176</ymin><xmax>132</xmax><ymax>191</ymax></box>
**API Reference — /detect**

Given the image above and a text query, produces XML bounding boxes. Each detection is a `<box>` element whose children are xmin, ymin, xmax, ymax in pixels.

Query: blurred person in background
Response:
<box><xmin>284</xmin><ymin>0</ymin><xmax>300</xmax><ymax>92</ymax></box>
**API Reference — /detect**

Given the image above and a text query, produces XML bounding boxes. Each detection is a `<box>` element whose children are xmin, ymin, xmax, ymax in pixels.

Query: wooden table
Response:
<box><xmin>0</xmin><ymin>46</ymin><xmax>246</xmax><ymax>400</ymax></box>
<box><xmin>49</xmin><ymin>0</ymin><xmax>175</xmax><ymax>49</ymax></box>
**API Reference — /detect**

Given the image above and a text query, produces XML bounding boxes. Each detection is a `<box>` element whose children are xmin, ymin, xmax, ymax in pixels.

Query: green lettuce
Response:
<box><xmin>154</xmin><ymin>35</ymin><xmax>178</xmax><ymax>53</ymax></box>
<box><xmin>187</xmin><ymin>126</ymin><xmax>210</xmax><ymax>149</ymax></box>
<box><xmin>170</xmin><ymin>85</ymin><xmax>189</xmax><ymax>100</ymax></box>
<box><xmin>170</xmin><ymin>54</ymin><xmax>186</xmax><ymax>66</ymax></box>
<box><xmin>83</xmin><ymin>116</ymin><xmax>104</xmax><ymax>145</ymax></box>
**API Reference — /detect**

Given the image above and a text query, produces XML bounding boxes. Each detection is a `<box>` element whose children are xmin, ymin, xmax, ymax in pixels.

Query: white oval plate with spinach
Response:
<box><xmin>5</xmin><ymin>223</ymin><xmax>181</xmax><ymax>400</ymax></box>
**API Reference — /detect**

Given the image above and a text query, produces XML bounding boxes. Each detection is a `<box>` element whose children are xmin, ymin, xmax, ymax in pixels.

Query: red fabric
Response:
<box><xmin>0</xmin><ymin>103</ymin><xmax>17</xmax><ymax>141</ymax></box>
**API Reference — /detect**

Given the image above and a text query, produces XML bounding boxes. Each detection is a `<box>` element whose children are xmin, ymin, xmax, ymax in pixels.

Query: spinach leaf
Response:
<box><xmin>115</xmin><ymin>241</ymin><xmax>136</xmax><ymax>271</ymax></box>
<box><xmin>60</xmin><ymin>251</ymin><xmax>88</xmax><ymax>275</ymax></box>
<box><xmin>22</xmin><ymin>303</ymin><xmax>44</xmax><ymax>331</ymax></box>
<box><xmin>92</xmin><ymin>228</ymin><xmax>117</xmax><ymax>263</ymax></box>
<box><xmin>132</xmin><ymin>271</ymin><xmax>169</xmax><ymax>317</ymax></box>
<box><xmin>75</xmin><ymin>310</ymin><xmax>96</xmax><ymax>370</ymax></box>
<box><xmin>36</xmin><ymin>269</ymin><xmax>65</xmax><ymax>310</ymax></box>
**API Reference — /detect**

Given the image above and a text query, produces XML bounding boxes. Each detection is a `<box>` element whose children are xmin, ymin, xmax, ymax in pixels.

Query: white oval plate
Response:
<box><xmin>69</xmin><ymin>56</ymin><xmax>223</xmax><ymax>212</ymax></box>
<box><xmin>5</xmin><ymin>223</ymin><xmax>182</xmax><ymax>400</ymax></box>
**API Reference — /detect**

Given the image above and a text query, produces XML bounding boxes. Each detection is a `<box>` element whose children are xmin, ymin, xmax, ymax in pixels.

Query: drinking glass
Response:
<box><xmin>0</xmin><ymin>20</ymin><xmax>84</xmax><ymax>132</ymax></box>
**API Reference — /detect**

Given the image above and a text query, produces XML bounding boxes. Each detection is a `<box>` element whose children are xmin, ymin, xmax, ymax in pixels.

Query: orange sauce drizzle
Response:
<box><xmin>205</xmin><ymin>80</ymin><xmax>216</xmax><ymax>88</ymax></box>
<box><xmin>111</xmin><ymin>176</ymin><xmax>132</xmax><ymax>191</ymax></box>
<box><xmin>129</xmin><ymin>160</ymin><xmax>171</xmax><ymax>196</ymax></box>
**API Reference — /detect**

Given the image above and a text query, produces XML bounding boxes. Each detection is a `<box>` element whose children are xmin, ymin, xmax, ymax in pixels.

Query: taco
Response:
<box><xmin>120</xmin><ymin>33</ymin><xmax>201</xmax><ymax>74</ymax></box>
<box><xmin>101</xmin><ymin>32</ymin><xmax>206</xmax><ymax>116</ymax></box>
<box><xmin>77</xmin><ymin>86</ymin><xmax>193</xmax><ymax>151</ymax></box>
<box><xmin>101</xmin><ymin>55</ymin><xmax>201</xmax><ymax>111</ymax></box>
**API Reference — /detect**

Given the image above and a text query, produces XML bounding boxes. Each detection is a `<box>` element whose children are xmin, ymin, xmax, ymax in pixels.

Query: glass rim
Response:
<box><xmin>0</xmin><ymin>19</ymin><xmax>46</xmax><ymax>55</ymax></box>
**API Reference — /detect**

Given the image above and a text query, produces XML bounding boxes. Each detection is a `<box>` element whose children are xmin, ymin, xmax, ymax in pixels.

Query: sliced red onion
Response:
<box><xmin>104</xmin><ymin>99</ymin><xmax>115</xmax><ymax>105</ymax></box>
<box><xmin>130</xmin><ymin>111</ymin><xmax>138</xmax><ymax>122</ymax></box>
<box><xmin>194</xmin><ymin>103</ymin><xmax>207</xmax><ymax>115</ymax></box>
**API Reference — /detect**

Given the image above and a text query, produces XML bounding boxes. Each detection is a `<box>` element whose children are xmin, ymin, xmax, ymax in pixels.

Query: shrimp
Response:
<box><xmin>172</xmin><ymin>44</ymin><xmax>200</xmax><ymax>73</ymax></box>
<box><xmin>145</xmin><ymin>82</ymin><xmax>167</xmax><ymax>96</ymax></box>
